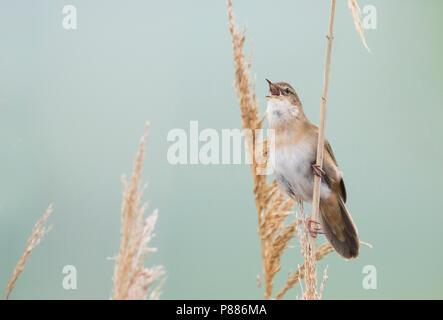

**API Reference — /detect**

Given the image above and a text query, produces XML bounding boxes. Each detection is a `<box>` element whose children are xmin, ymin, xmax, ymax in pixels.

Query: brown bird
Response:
<box><xmin>265</xmin><ymin>79</ymin><xmax>359</xmax><ymax>259</ymax></box>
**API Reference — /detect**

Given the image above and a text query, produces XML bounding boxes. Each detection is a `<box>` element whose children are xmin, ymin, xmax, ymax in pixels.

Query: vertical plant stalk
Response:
<box><xmin>4</xmin><ymin>204</ymin><xmax>53</xmax><ymax>300</ymax></box>
<box><xmin>308</xmin><ymin>0</ymin><xmax>336</xmax><ymax>299</ymax></box>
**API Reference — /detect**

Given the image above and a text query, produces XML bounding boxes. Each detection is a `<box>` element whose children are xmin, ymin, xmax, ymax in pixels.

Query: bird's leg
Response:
<box><xmin>311</xmin><ymin>163</ymin><xmax>326</xmax><ymax>177</ymax></box>
<box><xmin>307</xmin><ymin>217</ymin><xmax>324</xmax><ymax>238</ymax></box>
<box><xmin>309</xmin><ymin>163</ymin><xmax>325</xmax><ymax>238</ymax></box>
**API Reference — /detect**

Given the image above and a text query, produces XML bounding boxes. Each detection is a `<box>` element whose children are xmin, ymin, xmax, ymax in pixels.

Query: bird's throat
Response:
<box><xmin>266</xmin><ymin>98</ymin><xmax>301</xmax><ymax>130</ymax></box>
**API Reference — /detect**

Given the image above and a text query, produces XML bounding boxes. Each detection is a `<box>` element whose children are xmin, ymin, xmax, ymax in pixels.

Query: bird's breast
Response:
<box><xmin>271</xmin><ymin>141</ymin><xmax>331</xmax><ymax>202</ymax></box>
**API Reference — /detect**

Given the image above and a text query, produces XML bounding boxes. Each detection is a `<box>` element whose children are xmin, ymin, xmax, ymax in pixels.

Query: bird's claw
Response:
<box><xmin>307</xmin><ymin>217</ymin><xmax>324</xmax><ymax>238</ymax></box>
<box><xmin>312</xmin><ymin>164</ymin><xmax>326</xmax><ymax>177</ymax></box>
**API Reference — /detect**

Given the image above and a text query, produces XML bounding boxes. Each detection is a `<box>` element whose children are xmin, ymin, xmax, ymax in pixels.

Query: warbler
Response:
<box><xmin>266</xmin><ymin>79</ymin><xmax>359</xmax><ymax>259</ymax></box>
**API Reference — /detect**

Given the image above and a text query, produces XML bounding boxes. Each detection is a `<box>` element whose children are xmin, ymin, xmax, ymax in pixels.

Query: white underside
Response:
<box><xmin>271</xmin><ymin>141</ymin><xmax>331</xmax><ymax>202</ymax></box>
<box><xmin>266</xmin><ymin>98</ymin><xmax>331</xmax><ymax>201</ymax></box>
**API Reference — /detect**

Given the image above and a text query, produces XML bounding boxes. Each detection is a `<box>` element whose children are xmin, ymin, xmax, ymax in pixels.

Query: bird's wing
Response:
<box><xmin>324</xmin><ymin>139</ymin><xmax>347</xmax><ymax>203</ymax></box>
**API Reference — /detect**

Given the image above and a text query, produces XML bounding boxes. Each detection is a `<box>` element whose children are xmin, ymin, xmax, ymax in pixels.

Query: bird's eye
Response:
<box><xmin>285</xmin><ymin>88</ymin><xmax>290</xmax><ymax>94</ymax></box>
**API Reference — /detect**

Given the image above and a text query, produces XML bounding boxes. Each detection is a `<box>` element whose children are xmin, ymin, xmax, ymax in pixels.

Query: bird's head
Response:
<box><xmin>266</xmin><ymin>79</ymin><xmax>304</xmax><ymax>126</ymax></box>
<box><xmin>266</xmin><ymin>79</ymin><xmax>300</xmax><ymax>105</ymax></box>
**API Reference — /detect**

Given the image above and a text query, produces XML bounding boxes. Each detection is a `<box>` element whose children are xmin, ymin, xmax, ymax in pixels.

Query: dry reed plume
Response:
<box><xmin>227</xmin><ymin>0</ymin><xmax>371</xmax><ymax>300</ymax></box>
<box><xmin>4</xmin><ymin>204</ymin><xmax>53</xmax><ymax>300</ymax></box>
<box><xmin>348</xmin><ymin>0</ymin><xmax>370</xmax><ymax>52</ymax></box>
<box><xmin>112</xmin><ymin>122</ymin><xmax>165</xmax><ymax>300</ymax></box>
<box><xmin>296</xmin><ymin>201</ymin><xmax>329</xmax><ymax>299</ymax></box>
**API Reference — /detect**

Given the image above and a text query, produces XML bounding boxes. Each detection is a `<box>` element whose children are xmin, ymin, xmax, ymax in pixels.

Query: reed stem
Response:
<box><xmin>308</xmin><ymin>0</ymin><xmax>336</xmax><ymax>298</ymax></box>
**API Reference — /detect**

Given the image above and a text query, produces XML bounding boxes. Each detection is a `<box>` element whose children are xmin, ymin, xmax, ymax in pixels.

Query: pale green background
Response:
<box><xmin>0</xmin><ymin>0</ymin><xmax>442</xmax><ymax>299</ymax></box>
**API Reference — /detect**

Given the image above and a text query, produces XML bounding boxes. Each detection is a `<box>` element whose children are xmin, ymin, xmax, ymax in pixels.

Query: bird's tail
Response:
<box><xmin>319</xmin><ymin>196</ymin><xmax>359</xmax><ymax>259</ymax></box>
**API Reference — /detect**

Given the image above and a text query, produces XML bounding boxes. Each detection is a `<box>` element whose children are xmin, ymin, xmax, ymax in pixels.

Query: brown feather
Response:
<box><xmin>320</xmin><ymin>195</ymin><xmax>359</xmax><ymax>259</ymax></box>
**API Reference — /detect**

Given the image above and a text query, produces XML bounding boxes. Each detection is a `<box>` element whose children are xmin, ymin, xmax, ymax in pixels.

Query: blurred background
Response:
<box><xmin>0</xmin><ymin>0</ymin><xmax>442</xmax><ymax>299</ymax></box>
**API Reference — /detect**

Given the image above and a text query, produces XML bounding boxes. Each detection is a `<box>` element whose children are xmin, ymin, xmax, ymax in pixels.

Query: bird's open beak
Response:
<box><xmin>266</xmin><ymin>79</ymin><xmax>280</xmax><ymax>97</ymax></box>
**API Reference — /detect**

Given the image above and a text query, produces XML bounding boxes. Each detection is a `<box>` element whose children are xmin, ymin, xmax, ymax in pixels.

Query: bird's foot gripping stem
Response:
<box><xmin>312</xmin><ymin>163</ymin><xmax>326</xmax><ymax>177</ymax></box>
<box><xmin>307</xmin><ymin>217</ymin><xmax>324</xmax><ymax>238</ymax></box>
